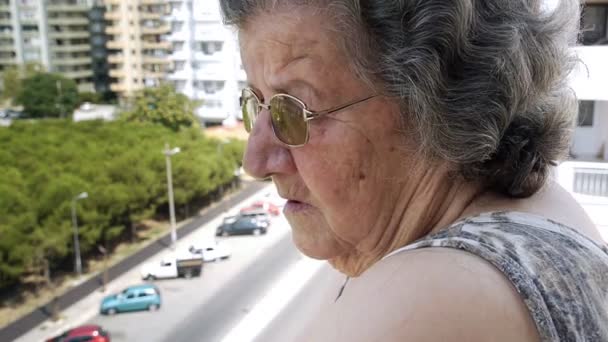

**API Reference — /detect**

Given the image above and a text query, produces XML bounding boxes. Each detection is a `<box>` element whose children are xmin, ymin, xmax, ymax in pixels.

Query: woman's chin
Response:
<box><xmin>289</xmin><ymin>222</ymin><xmax>345</xmax><ymax>260</ymax></box>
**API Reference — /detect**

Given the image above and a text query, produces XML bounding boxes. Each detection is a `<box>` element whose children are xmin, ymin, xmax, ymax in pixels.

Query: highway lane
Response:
<box><xmin>253</xmin><ymin>265</ymin><xmax>343</xmax><ymax>342</ymax></box>
<box><xmin>87</xmin><ymin>213</ymin><xmax>302</xmax><ymax>342</ymax></box>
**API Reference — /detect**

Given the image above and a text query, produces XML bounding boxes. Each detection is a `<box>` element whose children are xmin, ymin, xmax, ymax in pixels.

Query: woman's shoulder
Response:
<box><xmin>335</xmin><ymin>247</ymin><xmax>541</xmax><ymax>341</ymax></box>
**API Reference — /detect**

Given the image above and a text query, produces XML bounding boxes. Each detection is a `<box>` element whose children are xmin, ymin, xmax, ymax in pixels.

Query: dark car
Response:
<box><xmin>238</xmin><ymin>209</ymin><xmax>271</xmax><ymax>225</ymax></box>
<box><xmin>46</xmin><ymin>324</ymin><xmax>110</xmax><ymax>342</ymax></box>
<box><xmin>216</xmin><ymin>216</ymin><xmax>268</xmax><ymax>236</ymax></box>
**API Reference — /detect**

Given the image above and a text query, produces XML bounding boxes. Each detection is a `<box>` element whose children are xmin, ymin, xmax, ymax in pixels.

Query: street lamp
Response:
<box><xmin>163</xmin><ymin>143</ymin><xmax>180</xmax><ymax>248</ymax></box>
<box><xmin>71</xmin><ymin>191</ymin><xmax>88</xmax><ymax>277</ymax></box>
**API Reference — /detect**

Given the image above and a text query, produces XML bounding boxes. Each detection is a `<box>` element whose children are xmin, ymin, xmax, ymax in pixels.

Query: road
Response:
<box><xmin>86</xmin><ymin>214</ymin><xmax>303</xmax><ymax>341</ymax></box>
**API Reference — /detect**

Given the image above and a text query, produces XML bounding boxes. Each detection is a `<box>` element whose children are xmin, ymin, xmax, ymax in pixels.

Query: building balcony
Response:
<box><xmin>104</xmin><ymin>11</ymin><xmax>120</xmax><ymax>21</ymax></box>
<box><xmin>140</xmin><ymin>12</ymin><xmax>163</xmax><ymax>20</ymax></box>
<box><xmin>0</xmin><ymin>31</ymin><xmax>12</xmax><ymax>38</ymax></box>
<box><xmin>49</xmin><ymin>31</ymin><xmax>90</xmax><ymax>39</ymax></box>
<box><xmin>0</xmin><ymin>44</ymin><xmax>14</xmax><ymax>51</ymax></box>
<box><xmin>142</xmin><ymin>40</ymin><xmax>171</xmax><ymax>50</ymax></box>
<box><xmin>141</xmin><ymin>24</ymin><xmax>170</xmax><ymax>35</ymax></box>
<box><xmin>106</xmin><ymin>40</ymin><xmax>123</xmax><ymax>50</ymax></box>
<box><xmin>21</xmin><ymin>30</ymin><xmax>40</xmax><ymax>38</ymax></box>
<box><xmin>110</xmin><ymin>82</ymin><xmax>127</xmax><ymax>93</ymax></box>
<box><xmin>51</xmin><ymin>44</ymin><xmax>91</xmax><ymax>53</ymax></box>
<box><xmin>109</xmin><ymin>69</ymin><xmax>125</xmax><ymax>78</ymax></box>
<box><xmin>142</xmin><ymin>56</ymin><xmax>170</xmax><ymax>64</ymax></box>
<box><xmin>53</xmin><ymin>57</ymin><xmax>92</xmax><ymax>66</ymax></box>
<box><xmin>107</xmin><ymin>54</ymin><xmax>123</xmax><ymax>63</ymax></box>
<box><xmin>105</xmin><ymin>25</ymin><xmax>121</xmax><ymax>35</ymax></box>
<box><xmin>62</xmin><ymin>70</ymin><xmax>93</xmax><ymax>79</ymax></box>
<box><xmin>0</xmin><ymin>57</ymin><xmax>16</xmax><ymax>65</ymax></box>
<box><xmin>47</xmin><ymin>17</ymin><xmax>89</xmax><ymax>26</ymax></box>
<box><xmin>140</xmin><ymin>0</ymin><xmax>164</xmax><ymax>4</ymax></box>
<box><xmin>143</xmin><ymin>70</ymin><xmax>165</xmax><ymax>79</ymax></box>
<box><xmin>193</xmin><ymin>52</ymin><xmax>224</xmax><ymax>61</ymax></box>
<box><xmin>46</xmin><ymin>4</ymin><xmax>88</xmax><ymax>12</ymax></box>
<box><xmin>0</xmin><ymin>18</ymin><xmax>11</xmax><ymax>25</ymax></box>
<box><xmin>0</xmin><ymin>5</ymin><xmax>10</xmax><ymax>12</ymax></box>
<box><xmin>571</xmin><ymin>46</ymin><xmax>608</xmax><ymax>101</ymax></box>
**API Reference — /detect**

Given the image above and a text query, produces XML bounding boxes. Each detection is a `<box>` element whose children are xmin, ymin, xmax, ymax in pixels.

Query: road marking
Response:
<box><xmin>220</xmin><ymin>257</ymin><xmax>324</xmax><ymax>342</ymax></box>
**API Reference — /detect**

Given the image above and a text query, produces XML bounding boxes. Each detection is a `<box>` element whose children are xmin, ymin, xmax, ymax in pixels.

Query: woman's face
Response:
<box><xmin>240</xmin><ymin>10</ymin><xmax>416</xmax><ymax>260</ymax></box>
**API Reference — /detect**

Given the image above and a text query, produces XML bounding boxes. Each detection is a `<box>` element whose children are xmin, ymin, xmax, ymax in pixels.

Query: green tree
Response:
<box><xmin>16</xmin><ymin>73</ymin><xmax>79</xmax><ymax>118</ymax></box>
<box><xmin>1</xmin><ymin>63</ymin><xmax>42</xmax><ymax>104</ymax></box>
<box><xmin>78</xmin><ymin>91</ymin><xmax>103</xmax><ymax>104</ymax></box>
<box><xmin>121</xmin><ymin>83</ymin><xmax>200</xmax><ymax>131</ymax></box>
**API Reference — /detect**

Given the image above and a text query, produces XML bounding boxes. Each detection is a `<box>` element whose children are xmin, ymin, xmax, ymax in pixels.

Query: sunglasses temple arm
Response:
<box><xmin>305</xmin><ymin>94</ymin><xmax>378</xmax><ymax>120</ymax></box>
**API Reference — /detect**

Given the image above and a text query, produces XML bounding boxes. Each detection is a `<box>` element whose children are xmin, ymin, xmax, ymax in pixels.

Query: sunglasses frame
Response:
<box><xmin>241</xmin><ymin>87</ymin><xmax>377</xmax><ymax>147</ymax></box>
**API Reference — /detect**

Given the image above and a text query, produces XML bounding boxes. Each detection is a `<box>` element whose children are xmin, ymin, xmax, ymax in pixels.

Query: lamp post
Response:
<box><xmin>71</xmin><ymin>191</ymin><xmax>88</xmax><ymax>277</ymax></box>
<box><xmin>163</xmin><ymin>143</ymin><xmax>180</xmax><ymax>248</ymax></box>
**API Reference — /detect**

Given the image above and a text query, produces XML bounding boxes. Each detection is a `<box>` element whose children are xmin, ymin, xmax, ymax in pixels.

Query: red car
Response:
<box><xmin>240</xmin><ymin>200</ymin><xmax>281</xmax><ymax>216</ymax></box>
<box><xmin>46</xmin><ymin>324</ymin><xmax>110</xmax><ymax>342</ymax></box>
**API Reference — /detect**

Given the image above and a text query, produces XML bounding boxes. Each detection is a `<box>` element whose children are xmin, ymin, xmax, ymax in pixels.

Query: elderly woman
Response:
<box><xmin>221</xmin><ymin>0</ymin><xmax>608</xmax><ymax>340</ymax></box>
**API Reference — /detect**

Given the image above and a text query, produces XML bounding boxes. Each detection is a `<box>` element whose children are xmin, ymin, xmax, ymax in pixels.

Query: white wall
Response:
<box><xmin>572</xmin><ymin>100</ymin><xmax>608</xmax><ymax>160</ymax></box>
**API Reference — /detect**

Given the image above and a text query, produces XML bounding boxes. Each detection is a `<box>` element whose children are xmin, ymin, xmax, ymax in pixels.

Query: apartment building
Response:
<box><xmin>166</xmin><ymin>0</ymin><xmax>245</xmax><ymax>124</ymax></box>
<box><xmin>104</xmin><ymin>0</ymin><xmax>171</xmax><ymax>97</ymax></box>
<box><xmin>0</xmin><ymin>0</ymin><xmax>97</xmax><ymax>92</ymax></box>
<box><xmin>570</xmin><ymin>0</ymin><xmax>608</xmax><ymax>161</ymax></box>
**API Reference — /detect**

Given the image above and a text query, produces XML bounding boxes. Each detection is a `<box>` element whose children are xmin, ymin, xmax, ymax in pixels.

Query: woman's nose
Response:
<box><xmin>242</xmin><ymin>109</ymin><xmax>297</xmax><ymax>179</ymax></box>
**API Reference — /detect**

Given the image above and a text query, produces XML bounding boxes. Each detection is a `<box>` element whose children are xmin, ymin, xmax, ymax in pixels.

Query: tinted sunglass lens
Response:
<box><xmin>270</xmin><ymin>96</ymin><xmax>308</xmax><ymax>146</ymax></box>
<box><xmin>241</xmin><ymin>90</ymin><xmax>258</xmax><ymax>133</ymax></box>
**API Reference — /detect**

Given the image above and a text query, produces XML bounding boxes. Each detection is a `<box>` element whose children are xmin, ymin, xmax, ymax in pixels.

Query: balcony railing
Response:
<box><xmin>574</xmin><ymin>168</ymin><xmax>608</xmax><ymax>197</ymax></box>
<box><xmin>48</xmin><ymin>31</ymin><xmax>90</xmax><ymax>39</ymax></box>
<box><xmin>557</xmin><ymin>161</ymin><xmax>608</xmax><ymax>198</ymax></box>
<box><xmin>46</xmin><ymin>4</ymin><xmax>89</xmax><ymax>12</ymax></box>
<box><xmin>47</xmin><ymin>17</ymin><xmax>89</xmax><ymax>26</ymax></box>
<box><xmin>141</xmin><ymin>24</ymin><xmax>170</xmax><ymax>35</ymax></box>
<box><xmin>52</xmin><ymin>44</ymin><xmax>91</xmax><ymax>53</ymax></box>
<box><xmin>52</xmin><ymin>57</ymin><xmax>92</xmax><ymax>66</ymax></box>
<box><xmin>142</xmin><ymin>41</ymin><xmax>171</xmax><ymax>50</ymax></box>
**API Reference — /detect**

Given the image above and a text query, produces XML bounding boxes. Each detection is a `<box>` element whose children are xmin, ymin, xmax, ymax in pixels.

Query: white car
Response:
<box><xmin>188</xmin><ymin>241</ymin><xmax>231</xmax><ymax>262</ymax></box>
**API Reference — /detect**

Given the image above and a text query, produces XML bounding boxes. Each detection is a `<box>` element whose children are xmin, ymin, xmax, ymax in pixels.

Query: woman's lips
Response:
<box><xmin>284</xmin><ymin>199</ymin><xmax>313</xmax><ymax>213</ymax></box>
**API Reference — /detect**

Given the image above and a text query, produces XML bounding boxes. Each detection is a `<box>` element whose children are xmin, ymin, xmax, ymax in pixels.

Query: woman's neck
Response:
<box><xmin>328</xmin><ymin>169</ymin><xmax>482</xmax><ymax>277</ymax></box>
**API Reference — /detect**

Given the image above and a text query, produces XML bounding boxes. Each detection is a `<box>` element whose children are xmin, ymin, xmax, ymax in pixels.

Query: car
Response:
<box><xmin>100</xmin><ymin>284</ymin><xmax>161</xmax><ymax>315</ymax></box>
<box><xmin>238</xmin><ymin>209</ymin><xmax>272</xmax><ymax>225</ymax></box>
<box><xmin>140</xmin><ymin>255</ymin><xmax>203</xmax><ymax>280</ymax></box>
<box><xmin>240</xmin><ymin>200</ymin><xmax>281</xmax><ymax>216</ymax></box>
<box><xmin>46</xmin><ymin>324</ymin><xmax>110</xmax><ymax>342</ymax></box>
<box><xmin>216</xmin><ymin>216</ymin><xmax>268</xmax><ymax>236</ymax></box>
<box><xmin>188</xmin><ymin>241</ymin><xmax>232</xmax><ymax>262</ymax></box>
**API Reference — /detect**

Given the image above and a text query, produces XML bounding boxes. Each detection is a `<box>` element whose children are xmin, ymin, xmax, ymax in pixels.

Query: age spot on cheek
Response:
<box><xmin>359</xmin><ymin>172</ymin><xmax>366</xmax><ymax>181</ymax></box>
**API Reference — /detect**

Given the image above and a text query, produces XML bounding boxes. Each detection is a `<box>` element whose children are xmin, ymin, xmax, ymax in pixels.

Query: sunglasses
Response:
<box><xmin>240</xmin><ymin>87</ymin><xmax>378</xmax><ymax>147</ymax></box>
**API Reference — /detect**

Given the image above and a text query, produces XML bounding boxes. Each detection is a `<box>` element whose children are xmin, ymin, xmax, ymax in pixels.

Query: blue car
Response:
<box><xmin>100</xmin><ymin>284</ymin><xmax>161</xmax><ymax>315</ymax></box>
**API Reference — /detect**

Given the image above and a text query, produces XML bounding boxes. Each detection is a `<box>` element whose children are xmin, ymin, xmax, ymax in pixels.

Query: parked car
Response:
<box><xmin>240</xmin><ymin>200</ymin><xmax>281</xmax><ymax>216</ymax></box>
<box><xmin>46</xmin><ymin>324</ymin><xmax>110</xmax><ymax>342</ymax></box>
<box><xmin>216</xmin><ymin>216</ymin><xmax>268</xmax><ymax>236</ymax></box>
<box><xmin>140</xmin><ymin>255</ymin><xmax>203</xmax><ymax>280</ymax></box>
<box><xmin>238</xmin><ymin>209</ymin><xmax>272</xmax><ymax>225</ymax></box>
<box><xmin>188</xmin><ymin>241</ymin><xmax>232</xmax><ymax>262</ymax></box>
<box><xmin>100</xmin><ymin>284</ymin><xmax>161</xmax><ymax>315</ymax></box>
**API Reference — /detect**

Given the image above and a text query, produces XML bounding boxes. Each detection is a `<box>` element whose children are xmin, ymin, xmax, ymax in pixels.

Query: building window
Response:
<box><xmin>581</xmin><ymin>5</ymin><xmax>608</xmax><ymax>45</ymax></box>
<box><xmin>578</xmin><ymin>101</ymin><xmax>595</xmax><ymax>127</ymax></box>
<box><xmin>171</xmin><ymin>21</ymin><xmax>183</xmax><ymax>32</ymax></box>
<box><xmin>172</xmin><ymin>41</ymin><xmax>184</xmax><ymax>51</ymax></box>
<box><xmin>173</xmin><ymin>60</ymin><xmax>185</xmax><ymax>71</ymax></box>
<box><xmin>199</xmin><ymin>41</ymin><xmax>223</xmax><ymax>55</ymax></box>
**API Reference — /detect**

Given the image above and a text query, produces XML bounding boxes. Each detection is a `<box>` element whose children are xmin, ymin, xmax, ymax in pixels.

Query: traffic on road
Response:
<box><xmin>36</xmin><ymin>187</ymin><xmax>304</xmax><ymax>342</ymax></box>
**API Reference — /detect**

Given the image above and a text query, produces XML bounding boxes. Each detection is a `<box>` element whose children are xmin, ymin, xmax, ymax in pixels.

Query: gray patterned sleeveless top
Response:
<box><xmin>383</xmin><ymin>211</ymin><xmax>608</xmax><ymax>342</ymax></box>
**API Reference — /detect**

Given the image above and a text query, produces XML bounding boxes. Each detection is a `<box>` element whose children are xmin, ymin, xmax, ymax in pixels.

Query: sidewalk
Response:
<box><xmin>10</xmin><ymin>182</ymin><xmax>274</xmax><ymax>342</ymax></box>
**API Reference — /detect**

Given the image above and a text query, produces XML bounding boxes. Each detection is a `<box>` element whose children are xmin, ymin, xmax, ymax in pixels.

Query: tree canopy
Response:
<box><xmin>16</xmin><ymin>72</ymin><xmax>80</xmax><ymax>118</ymax></box>
<box><xmin>121</xmin><ymin>84</ymin><xmax>201</xmax><ymax>131</ymax></box>
<box><xmin>0</xmin><ymin>120</ymin><xmax>243</xmax><ymax>291</ymax></box>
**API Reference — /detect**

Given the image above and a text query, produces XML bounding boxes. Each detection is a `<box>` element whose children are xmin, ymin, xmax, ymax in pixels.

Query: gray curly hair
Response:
<box><xmin>221</xmin><ymin>0</ymin><xmax>580</xmax><ymax>198</ymax></box>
